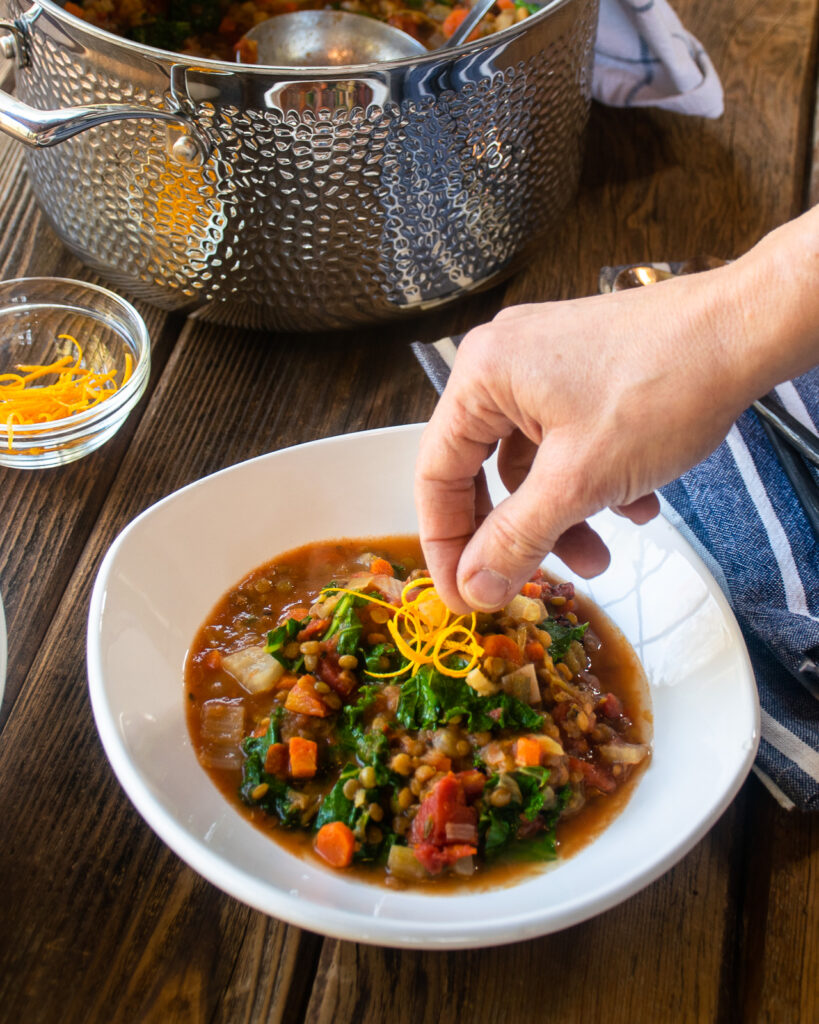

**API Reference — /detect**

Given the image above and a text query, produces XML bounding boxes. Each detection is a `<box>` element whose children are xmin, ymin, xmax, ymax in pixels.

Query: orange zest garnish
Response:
<box><xmin>321</xmin><ymin>577</ymin><xmax>482</xmax><ymax>680</ymax></box>
<box><xmin>0</xmin><ymin>335</ymin><xmax>131</xmax><ymax>450</ymax></box>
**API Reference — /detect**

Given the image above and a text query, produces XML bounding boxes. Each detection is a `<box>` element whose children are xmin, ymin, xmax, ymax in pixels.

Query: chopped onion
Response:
<box><xmin>453</xmin><ymin>855</ymin><xmax>474</xmax><ymax>876</ymax></box>
<box><xmin>465</xmin><ymin>666</ymin><xmax>499</xmax><ymax>697</ymax></box>
<box><xmin>387</xmin><ymin>844</ymin><xmax>429</xmax><ymax>881</ymax></box>
<box><xmin>222</xmin><ymin>645</ymin><xmax>284</xmax><ymax>694</ymax></box>
<box><xmin>598</xmin><ymin>742</ymin><xmax>648</xmax><ymax>765</ymax></box>
<box><xmin>200</xmin><ymin>700</ymin><xmax>244</xmax><ymax>769</ymax></box>
<box><xmin>346</xmin><ymin>571</ymin><xmax>404</xmax><ymax>603</ymax></box>
<box><xmin>501</xmin><ymin>662</ymin><xmax>541</xmax><ymax>704</ymax></box>
<box><xmin>445</xmin><ymin>821</ymin><xmax>478</xmax><ymax>843</ymax></box>
<box><xmin>504</xmin><ymin>594</ymin><xmax>547</xmax><ymax>624</ymax></box>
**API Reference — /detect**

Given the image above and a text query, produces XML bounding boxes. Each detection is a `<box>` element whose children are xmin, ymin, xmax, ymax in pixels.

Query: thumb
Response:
<box><xmin>455</xmin><ymin>449</ymin><xmax>608</xmax><ymax>610</ymax></box>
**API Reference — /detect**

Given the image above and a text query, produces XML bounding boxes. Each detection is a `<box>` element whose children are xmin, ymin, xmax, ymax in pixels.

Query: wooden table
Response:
<box><xmin>0</xmin><ymin>1</ymin><xmax>817</xmax><ymax>1020</ymax></box>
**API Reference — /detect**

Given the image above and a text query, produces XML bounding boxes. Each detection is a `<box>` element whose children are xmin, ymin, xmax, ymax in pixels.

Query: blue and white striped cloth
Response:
<box><xmin>411</xmin><ymin>337</ymin><xmax>819</xmax><ymax>811</ymax></box>
<box><xmin>595</xmin><ymin>0</ymin><xmax>724</xmax><ymax>117</ymax></box>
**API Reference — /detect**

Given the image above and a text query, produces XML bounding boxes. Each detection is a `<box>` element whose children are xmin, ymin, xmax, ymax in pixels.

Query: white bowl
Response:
<box><xmin>87</xmin><ymin>424</ymin><xmax>758</xmax><ymax>949</ymax></box>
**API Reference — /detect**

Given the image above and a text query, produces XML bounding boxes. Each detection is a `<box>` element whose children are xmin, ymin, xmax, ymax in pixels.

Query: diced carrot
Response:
<box><xmin>284</xmin><ymin>675</ymin><xmax>330</xmax><ymax>717</ymax></box>
<box><xmin>297</xmin><ymin>618</ymin><xmax>330</xmax><ymax>641</ymax></box>
<box><xmin>442</xmin><ymin>7</ymin><xmax>469</xmax><ymax>38</ymax></box>
<box><xmin>264</xmin><ymin>742</ymin><xmax>288</xmax><ymax>776</ymax></box>
<box><xmin>524</xmin><ymin>640</ymin><xmax>545</xmax><ymax>662</ymax></box>
<box><xmin>288</xmin><ymin>736</ymin><xmax>318</xmax><ymax>778</ymax></box>
<box><xmin>497</xmin><ymin>0</ymin><xmax>515</xmax><ymax>7</ymax></box>
<box><xmin>522</xmin><ymin>582</ymin><xmax>541</xmax><ymax>598</ymax></box>
<box><xmin>315</xmin><ymin>821</ymin><xmax>356</xmax><ymax>868</ymax></box>
<box><xmin>481</xmin><ymin>633</ymin><xmax>523</xmax><ymax>664</ymax></box>
<box><xmin>64</xmin><ymin>2</ymin><xmax>85</xmax><ymax>16</ymax></box>
<box><xmin>275</xmin><ymin>672</ymin><xmax>298</xmax><ymax>691</ymax></box>
<box><xmin>369</xmin><ymin>557</ymin><xmax>395</xmax><ymax>577</ymax></box>
<box><xmin>203</xmin><ymin>649</ymin><xmax>222</xmax><ymax>670</ymax></box>
<box><xmin>252</xmin><ymin>717</ymin><xmax>271</xmax><ymax>738</ymax></box>
<box><xmin>515</xmin><ymin>736</ymin><xmax>543</xmax><ymax>767</ymax></box>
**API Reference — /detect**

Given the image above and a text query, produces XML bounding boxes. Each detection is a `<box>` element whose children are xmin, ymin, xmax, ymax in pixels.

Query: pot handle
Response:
<box><xmin>0</xmin><ymin>20</ymin><xmax>209</xmax><ymax>165</ymax></box>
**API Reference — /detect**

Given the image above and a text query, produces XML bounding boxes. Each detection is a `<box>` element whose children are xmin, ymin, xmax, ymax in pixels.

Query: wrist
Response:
<box><xmin>726</xmin><ymin>207</ymin><xmax>819</xmax><ymax>400</ymax></box>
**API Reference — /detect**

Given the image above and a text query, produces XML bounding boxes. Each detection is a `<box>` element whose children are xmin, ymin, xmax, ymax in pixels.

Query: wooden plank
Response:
<box><xmin>0</xmin><ymin>314</ymin><xmax>437</xmax><ymax>1022</ymax></box>
<box><xmin>0</xmin><ymin>133</ymin><xmax>182</xmax><ymax>731</ymax></box>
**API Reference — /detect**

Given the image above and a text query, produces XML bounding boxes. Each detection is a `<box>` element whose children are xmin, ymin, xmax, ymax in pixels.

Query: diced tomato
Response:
<box><xmin>569</xmin><ymin>756</ymin><xmax>616</xmax><ymax>794</ymax></box>
<box><xmin>288</xmin><ymin>736</ymin><xmax>318</xmax><ymax>778</ymax></box>
<box><xmin>481</xmin><ymin>633</ymin><xmax>523</xmax><ymax>665</ymax></box>
<box><xmin>297</xmin><ymin>618</ymin><xmax>330</xmax><ymax>642</ymax></box>
<box><xmin>409</xmin><ymin>773</ymin><xmax>477</xmax><ymax>850</ymax></box>
<box><xmin>457</xmin><ymin>769</ymin><xmax>486</xmax><ymax>799</ymax></box>
<box><xmin>317</xmin><ymin>652</ymin><xmax>357</xmax><ymax>698</ymax></box>
<box><xmin>284</xmin><ymin>675</ymin><xmax>329</xmax><ymax>717</ymax></box>
<box><xmin>598</xmin><ymin>692</ymin><xmax>624</xmax><ymax>719</ymax></box>
<box><xmin>413</xmin><ymin>841</ymin><xmax>477</xmax><ymax>874</ymax></box>
<box><xmin>522</xmin><ymin>582</ymin><xmax>541</xmax><ymax>598</ymax></box>
<box><xmin>264</xmin><ymin>742</ymin><xmax>288</xmax><ymax>776</ymax></box>
<box><xmin>552</xmin><ymin>701</ymin><xmax>570</xmax><ymax>724</ymax></box>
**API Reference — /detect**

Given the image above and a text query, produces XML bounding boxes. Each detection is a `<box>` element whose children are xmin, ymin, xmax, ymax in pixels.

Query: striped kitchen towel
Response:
<box><xmin>595</xmin><ymin>0</ymin><xmax>724</xmax><ymax>118</ymax></box>
<box><xmin>411</xmin><ymin>335</ymin><xmax>819</xmax><ymax>811</ymax></box>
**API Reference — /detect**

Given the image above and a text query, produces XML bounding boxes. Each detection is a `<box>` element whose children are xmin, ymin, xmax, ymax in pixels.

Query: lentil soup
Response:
<box><xmin>185</xmin><ymin>536</ymin><xmax>652</xmax><ymax>888</ymax></box>
<box><xmin>63</xmin><ymin>0</ymin><xmax>540</xmax><ymax>63</ymax></box>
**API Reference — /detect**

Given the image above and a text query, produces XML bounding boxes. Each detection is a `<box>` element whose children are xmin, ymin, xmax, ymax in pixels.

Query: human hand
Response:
<box><xmin>415</xmin><ymin>258</ymin><xmax>778</xmax><ymax>613</ymax></box>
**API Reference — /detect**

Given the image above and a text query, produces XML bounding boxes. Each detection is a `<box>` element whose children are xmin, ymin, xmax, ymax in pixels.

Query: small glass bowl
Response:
<box><xmin>0</xmin><ymin>278</ymin><xmax>150</xmax><ymax>469</ymax></box>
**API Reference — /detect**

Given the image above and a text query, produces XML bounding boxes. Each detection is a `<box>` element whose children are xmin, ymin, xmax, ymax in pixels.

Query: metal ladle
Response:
<box><xmin>241</xmin><ymin>0</ymin><xmax>498</xmax><ymax>67</ymax></box>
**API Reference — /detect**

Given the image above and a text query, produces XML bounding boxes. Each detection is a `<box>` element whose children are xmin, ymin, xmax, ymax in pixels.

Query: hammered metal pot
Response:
<box><xmin>0</xmin><ymin>0</ymin><xmax>598</xmax><ymax>330</ymax></box>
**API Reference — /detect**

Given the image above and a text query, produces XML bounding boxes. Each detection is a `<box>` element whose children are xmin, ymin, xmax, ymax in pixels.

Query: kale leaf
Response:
<box><xmin>541</xmin><ymin>619</ymin><xmax>589</xmax><ymax>661</ymax></box>
<box><xmin>396</xmin><ymin>665</ymin><xmax>543</xmax><ymax>733</ymax></box>
<box><xmin>239</xmin><ymin>710</ymin><xmax>302</xmax><ymax>825</ymax></box>
<box><xmin>315</xmin><ymin>764</ymin><xmax>359</xmax><ymax>829</ymax></box>
<box><xmin>265</xmin><ymin>616</ymin><xmax>309</xmax><ymax>667</ymax></box>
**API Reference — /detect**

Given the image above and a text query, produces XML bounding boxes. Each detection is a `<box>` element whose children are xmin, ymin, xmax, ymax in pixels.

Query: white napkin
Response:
<box><xmin>593</xmin><ymin>0</ymin><xmax>724</xmax><ymax>118</ymax></box>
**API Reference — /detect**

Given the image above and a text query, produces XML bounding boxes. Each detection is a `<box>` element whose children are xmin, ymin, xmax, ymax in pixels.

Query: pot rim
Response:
<box><xmin>31</xmin><ymin>0</ymin><xmax>579</xmax><ymax>75</ymax></box>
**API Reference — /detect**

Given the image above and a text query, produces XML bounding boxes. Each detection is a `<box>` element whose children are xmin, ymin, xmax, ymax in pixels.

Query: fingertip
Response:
<box><xmin>551</xmin><ymin>522</ymin><xmax>611</xmax><ymax>577</ymax></box>
<box><xmin>615</xmin><ymin>493</ymin><xmax>661</xmax><ymax>525</ymax></box>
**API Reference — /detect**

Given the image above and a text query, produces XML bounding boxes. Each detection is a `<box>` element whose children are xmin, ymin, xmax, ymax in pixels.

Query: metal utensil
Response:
<box><xmin>243</xmin><ymin>0</ymin><xmax>498</xmax><ymax>67</ymax></box>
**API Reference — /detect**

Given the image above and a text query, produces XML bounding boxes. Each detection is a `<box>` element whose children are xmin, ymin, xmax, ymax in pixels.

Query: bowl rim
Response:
<box><xmin>0</xmin><ymin>276</ymin><xmax>151</xmax><ymax>443</ymax></box>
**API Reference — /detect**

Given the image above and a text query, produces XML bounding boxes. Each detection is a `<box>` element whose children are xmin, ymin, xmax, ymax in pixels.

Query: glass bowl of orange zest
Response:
<box><xmin>0</xmin><ymin>277</ymin><xmax>150</xmax><ymax>469</ymax></box>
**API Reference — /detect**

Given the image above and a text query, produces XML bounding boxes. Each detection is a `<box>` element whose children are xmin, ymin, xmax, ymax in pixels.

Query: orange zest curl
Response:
<box><xmin>0</xmin><ymin>335</ymin><xmax>132</xmax><ymax>450</ymax></box>
<box><xmin>322</xmin><ymin>577</ymin><xmax>482</xmax><ymax>680</ymax></box>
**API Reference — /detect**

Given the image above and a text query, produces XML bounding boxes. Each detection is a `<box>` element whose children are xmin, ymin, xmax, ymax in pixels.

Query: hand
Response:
<box><xmin>415</xmin><ymin>251</ymin><xmax>791</xmax><ymax>613</ymax></box>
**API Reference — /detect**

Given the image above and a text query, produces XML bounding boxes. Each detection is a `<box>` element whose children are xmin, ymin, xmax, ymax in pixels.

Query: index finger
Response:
<box><xmin>414</xmin><ymin>393</ymin><xmax>506</xmax><ymax>612</ymax></box>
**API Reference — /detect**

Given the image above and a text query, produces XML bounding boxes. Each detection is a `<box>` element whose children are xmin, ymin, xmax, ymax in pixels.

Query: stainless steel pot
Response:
<box><xmin>0</xmin><ymin>0</ymin><xmax>598</xmax><ymax>330</ymax></box>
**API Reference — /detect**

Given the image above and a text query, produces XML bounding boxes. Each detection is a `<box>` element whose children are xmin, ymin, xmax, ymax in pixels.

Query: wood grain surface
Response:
<box><xmin>0</xmin><ymin>0</ymin><xmax>817</xmax><ymax>1021</ymax></box>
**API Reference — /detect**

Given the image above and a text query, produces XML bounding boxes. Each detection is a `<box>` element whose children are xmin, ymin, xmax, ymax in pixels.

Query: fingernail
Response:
<box><xmin>463</xmin><ymin>568</ymin><xmax>511</xmax><ymax>611</ymax></box>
